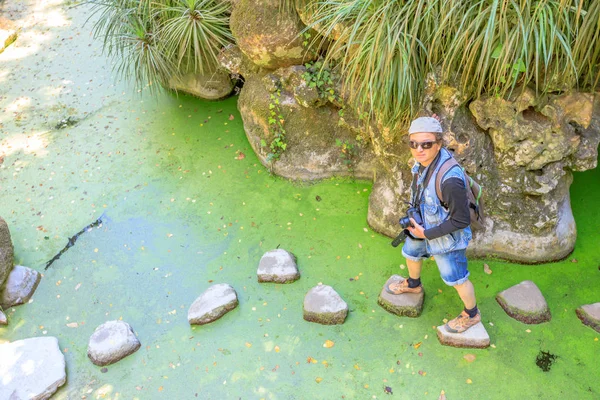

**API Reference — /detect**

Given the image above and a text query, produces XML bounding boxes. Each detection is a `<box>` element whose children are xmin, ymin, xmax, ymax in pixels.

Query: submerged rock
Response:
<box><xmin>303</xmin><ymin>284</ymin><xmax>348</xmax><ymax>325</ymax></box>
<box><xmin>188</xmin><ymin>283</ymin><xmax>239</xmax><ymax>325</ymax></box>
<box><xmin>257</xmin><ymin>249</ymin><xmax>300</xmax><ymax>283</ymax></box>
<box><xmin>0</xmin><ymin>216</ymin><xmax>14</xmax><ymax>289</ymax></box>
<box><xmin>168</xmin><ymin>69</ymin><xmax>234</xmax><ymax>100</ymax></box>
<box><xmin>576</xmin><ymin>303</ymin><xmax>600</xmax><ymax>333</ymax></box>
<box><xmin>0</xmin><ymin>309</ymin><xmax>6</xmax><ymax>325</ymax></box>
<box><xmin>0</xmin><ymin>265</ymin><xmax>41</xmax><ymax>309</ymax></box>
<box><xmin>437</xmin><ymin>323</ymin><xmax>490</xmax><ymax>349</ymax></box>
<box><xmin>377</xmin><ymin>275</ymin><xmax>424</xmax><ymax>317</ymax></box>
<box><xmin>87</xmin><ymin>320</ymin><xmax>141</xmax><ymax>366</ymax></box>
<box><xmin>496</xmin><ymin>280</ymin><xmax>551</xmax><ymax>324</ymax></box>
<box><xmin>0</xmin><ymin>336</ymin><xmax>66</xmax><ymax>399</ymax></box>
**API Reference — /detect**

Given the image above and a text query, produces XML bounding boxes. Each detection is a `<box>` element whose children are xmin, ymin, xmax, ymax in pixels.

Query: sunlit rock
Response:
<box><xmin>257</xmin><ymin>249</ymin><xmax>300</xmax><ymax>283</ymax></box>
<box><xmin>378</xmin><ymin>275</ymin><xmax>424</xmax><ymax>317</ymax></box>
<box><xmin>303</xmin><ymin>284</ymin><xmax>347</xmax><ymax>325</ymax></box>
<box><xmin>188</xmin><ymin>284</ymin><xmax>238</xmax><ymax>325</ymax></box>
<box><xmin>0</xmin><ymin>265</ymin><xmax>41</xmax><ymax>309</ymax></box>
<box><xmin>496</xmin><ymin>280</ymin><xmax>551</xmax><ymax>324</ymax></box>
<box><xmin>0</xmin><ymin>216</ymin><xmax>14</xmax><ymax>289</ymax></box>
<box><xmin>0</xmin><ymin>337</ymin><xmax>66</xmax><ymax>399</ymax></box>
<box><xmin>87</xmin><ymin>320</ymin><xmax>141</xmax><ymax>366</ymax></box>
<box><xmin>576</xmin><ymin>303</ymin><xmax>600</xmax><ymax>333</ymax></box>
<box><xmin>437</xmin><ymin>323</ymin><xmax>490</xmax><ymax>349</ymax></box>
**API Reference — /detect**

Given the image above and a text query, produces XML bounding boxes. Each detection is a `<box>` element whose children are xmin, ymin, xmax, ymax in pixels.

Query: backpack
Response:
<box><xmin>435</xmin><ymin>157</ymin><xmax>485</xmax><ymax>230</ymax></box>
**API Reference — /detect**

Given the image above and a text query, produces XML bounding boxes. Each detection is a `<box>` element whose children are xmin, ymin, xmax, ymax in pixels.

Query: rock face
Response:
<box><xmin>257</xmin><ymin>249</ymin><xmax>300</xmax><ymax>283</ymax></box>
<box><xmin>236</xmin><ymin>66</ymin><xmax>376</xmax><ymax>180</ymax></box>
<box><xmin>0</xmin><ymin>336</ymin><xmax>66</xmax><ymax>400</ymax></box>
<box><xmin>576</xmin><ymin>303</ymin><xmax>600</xmax><ymax>333</ymax></box>
<box><xmin>0</xmin><ymin>309</ymin><xmax>6</xmax><ymax>325</ymax></box>
<box><xmin>377</xmin><ymin>275</ymin><xmax>424</xmax><ymax>317</ymax></box>
<box><xmin>303</xmin><ymin>284</ymin><xmax>348</xmax><ymax>325</ymax></box>
<box><xmin>168</xmin><ymin>69</ymin><xmax>234</xmax><ymax>100</ymax></box>
<box><xmin>437</xmin><ymin>323</ymin><xmax>490</xmax><ymax>349</ymax></box>
<box><xmin>496</xmin><ymin>280</ymin><xmax>551</xmax><ymax>324</ymax></box>
<box><xmin>230</xmin><ymin>0</ymin><xmax>317</xmax><ymax>70</ymax></box>
<box><xmin>87</xmin><ymin>320</ymin><xmax>141</xmax><ymax>366</ymax></box>
<box><xmin>1</xmin><ymin>265</ymin><xmax>41</xmax><ymax>309</ymax></box>
<box><xmin>188</xmin><ymin>283</ymin><xmax>239</xmax><ymax>325</ymax></box>
<box><xmin>0</xmin><ymin>216</ymin><xmax>14</xmax><ymax>289</ymax></box>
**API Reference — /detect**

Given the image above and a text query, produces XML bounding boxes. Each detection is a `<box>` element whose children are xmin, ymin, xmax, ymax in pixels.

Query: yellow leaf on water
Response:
<box><xmin>323</xmin><ymin>340</ymin><xmax>335</xmax><ymax>348</ymax></box>
<box><xmin>414</xmin><ymin>342</ymin><xmax>422</xmax><ymax>349</ymax></box>
<box><xmin>484</xmin><ymin>263</ymin><xmax>492</xmax><ymax>274</ymax></box>
<box><xmin>245</xmin><ymin>342</ymin><xmax>252</xmax><ymax>348</ymax></box>
<box><xmin>66</xmin><ymin>322</ymin><xmax>78</xmax><ymax>328</ymax></box>
<box><xmin>463</xmin><ymin>354</ymin><xmax>476</xmax><ymax>363</ymax></box>
<box><xmin>315</xmin><ymin>377</ymin><xmax>323</xmax><ymax>383</ymax></box>
<box><xmin>158</xmin><ymin>386</ymin><xmax>163</xmax><ymax>392</ymax></box>
<box><xmin>466</xmin><ymin>378</ymin><xmax>472</xmax><ymax>384</ymax></box>
<box><xmin>354</xmin><ymin>364</ymin><xmax>360</xmax><ymax>370</ymax></box>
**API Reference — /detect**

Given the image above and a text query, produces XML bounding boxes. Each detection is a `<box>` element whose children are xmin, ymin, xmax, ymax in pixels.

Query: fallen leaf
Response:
<box><xmin>66</xmin><ymin>322</ymin><xmax>78</xmax><ymax>328</ymax></box>
<box><xmin>245</xmin><ymin>342</ymin><xmax>252</xmax><ymax>348</ymax></box>
<box><xmin>414</xmin><ymin>342</ymin><xmax>422</xmax><ymax>350</ymax></box>
<box><xmin>438</xmin><ymin>390</ymin><xmax>446</xmax><ymax>400</ymax></box>
<box><xmin>274</xmin><ymin>346</ymin><xmax>280</xmax><ymax>353</ymax></box>
<box><xmin>236</xmin><ymin>152</ymin><xmax>245</xmax><ymax>160</ymax></box>
<box><xmin>526</xmin><ymin>329</ymin><xmax>531</xmax><ymax>333</ymax></box>
<box><xmin>307</xmin><ymin>356</ymin><xmax>317</xmax><ymax>364</ymax></box>
<box><xmin>228</xmin><ymin>114</ymin><xmax>235</xmax><ymax>120</ymax></box>
<box><xmin>158</xmin><ymin>386</ymin><xmax>163</xmax><ymax>391</ymax></box>
<box><xmin>463</xmin><ymin>354</ymin><xmax>476</xmax><ymax>363</ymax></box>
<box><xmin>466</xmin><ymin>378</ymin><xmax>472</xmax><ymax>384</ymax></box>
<box><xmin>315</xmin><ymin>377</ymin><xmax>323</xmax><ymax>383</ymax></box>
<box><xmin>354</xmin><ymin>364</ymin><xmax>360</xmax><ymax>370</ymax></box>
<box><xmin>418</xmin><ymin>370</ymin><xmax>426</xmax><ymax>376</ymax></box>
<box><xmin>483</xmin><ymin>263</ymin><xmax>492</xmax><ymax>274</ymax></box>
<box><xmin>323</xmin><ymin>340</ymin><xmax>335</xmax><ymax>348</ymax></box>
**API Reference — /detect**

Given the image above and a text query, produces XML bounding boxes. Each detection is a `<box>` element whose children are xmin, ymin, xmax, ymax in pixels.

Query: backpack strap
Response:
<box><xmin>435</xmin><ymin>157</ymin><xmax>460</xmax><ymax>205</ymax></box>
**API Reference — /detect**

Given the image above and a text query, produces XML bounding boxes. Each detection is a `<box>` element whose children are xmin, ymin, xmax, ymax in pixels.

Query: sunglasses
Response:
<box><xmin>409</xmin><ymin>140</ymin><xmax>438</xmax><ymax>150</ymax></box>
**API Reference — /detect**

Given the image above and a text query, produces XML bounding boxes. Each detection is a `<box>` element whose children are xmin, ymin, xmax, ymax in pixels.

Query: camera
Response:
<box><xmin>398</xmin><ymin>206</ymin><xmax>423</xmax><ymax>229</ymax></box>
<box><xmin>391</xmin><ymin>204</ymin><xmax>423</xmax><ymax>247</ymax></box>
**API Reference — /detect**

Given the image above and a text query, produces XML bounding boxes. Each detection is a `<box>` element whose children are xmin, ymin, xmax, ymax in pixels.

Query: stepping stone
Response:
<box><xmin>88</xmin><ymin>320</ymin><xmax>141</xmax><ymax>366</ymax></box>
<box><xmin>257</xmin><ymin>249</ymin><xmax>300</xmax><ymax>283</ymax></box>
<box><xmin>377</xmin><ymin>275</ymin><xmax>424</xmax><ymax>318</ymax></box>
<box><xmin>303</xmin><ymin>284</ymin><xmax>348</xmax><ymax>325</ymax></box>
<box><xmin>0</xmin><ymin>215</ymin><xmax>14</xmax><ymax>289</ymax></box>
<box><xmin>576</xmin><ymin>303</ymin><xmax>600</xmax><ymax>333</ymax></box>
<box><xmin>188</xmin><ymin>283</ymin><xmax>238</xmax><ymax>325</ymax></box>
<box><xmin>0</xmin><ymin>336</ymin><xmax>66</xmax><ymax>399</ymax></box>
<box><xmin>0</xmin><ymin>309</ymin><xmax>6</xmax><ymax>325</ymax></box>
<box><xmin>496</xmin><ymin>280</ymin><xmax>551</xmax><ymax>324</ymax></box>
<box><xmin>437</xmin><ymin>323</ymin><xmax>490</xmax><ymax>348</ymax></box>
<box><xmin>1</xmin><ymin>265</ymin><xmax>41</xmax><ymax>309</ymax></box>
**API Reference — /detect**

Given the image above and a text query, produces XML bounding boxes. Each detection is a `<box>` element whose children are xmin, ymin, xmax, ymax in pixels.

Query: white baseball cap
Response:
<box><xmin>408</xmin><ymin>117</ymin><xmax>442</xmax><ymax>135</ymax></box>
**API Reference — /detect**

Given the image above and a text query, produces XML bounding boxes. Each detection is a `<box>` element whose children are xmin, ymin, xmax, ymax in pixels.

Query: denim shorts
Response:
<box><xmin>401</xmin><ymin>236</ymin><xmax>470</xmax><ymax>286</ymax></box>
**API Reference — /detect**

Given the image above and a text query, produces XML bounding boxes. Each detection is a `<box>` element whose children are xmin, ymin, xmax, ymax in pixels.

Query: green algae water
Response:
<box><xmin>1</xmin><ymin>1</ymin><xmax>600</xmax><ymax>399</ymax></box>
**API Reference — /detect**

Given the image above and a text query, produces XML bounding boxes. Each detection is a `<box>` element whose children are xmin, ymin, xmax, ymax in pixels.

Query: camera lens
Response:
<box><xmin>398</xmin><ymin>216</ymin><xmax>411</xmax><ymax>229</ymax></box>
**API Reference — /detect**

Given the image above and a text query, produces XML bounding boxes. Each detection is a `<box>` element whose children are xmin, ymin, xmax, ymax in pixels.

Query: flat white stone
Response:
<box><xmin>0</xmin><ymin>336</ymin><xmax>66</xmax><ymax>400</ymax></box>
<box><xmin>496</xmin><ymin>280</ymin><xmax>551</xmax><ymax>323</ymax></box>
<box><xmin>1</xmin><ymin>265</ymin><xmax>41</xmax><ymax>309</ymax></box>
<box><xmin>437</xmin><ymin>323</ymin><xmax>490</xmax><ymax>348</ymax></box>
<box><xmin>378</xmin><ymin>275</ymin><xmax>424</xmax><ymax>317</ymax></box>
<box><xmin>257</xmin><ymin>249</ymin><xmax>300</xmax><ymax>283</ymax></box>
<box><xmin>87</xmin><ymin>320</ymin><xmax>141</xmax><ymax>366</ymax></box>
<box><xmin>188</xmin><ymin>283</ymin><xmax>238</xmax><ymax>325</ymax></box>
<box><xmin>576</xmin><ymin>302</ymin><xmax>600</xmax><ymax>333</ymax></box>
<box><xmin>303</xmin><ymin>285</ymin><xmax>348</xmax><ymax>325</ymax></box>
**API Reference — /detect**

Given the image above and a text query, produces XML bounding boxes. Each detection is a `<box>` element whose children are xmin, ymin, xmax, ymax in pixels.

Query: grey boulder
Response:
<box><xmin>188</xmin><ymin>283</ymin><xmax>238</xmax><ymax>325</ymax></box>
<box><xmin>1</xmin><ymin>265</ymin><xmax>41</xmax><ymax>309</ymax></box>
<box><xmin>0</xmin><ymin>216</ymin><xmax>14</xmax><ymax>289</ymax></box>
<box><xmin>87</xmin><ymin>320</ymin><xmax>141</xmax><ymax>366</ymax></box>
<box><xmin>257</xmin><ymin>249</ymin><xmax>300</xmax><ymax>283</ymax></box>
<box><xmin>496</xmin><ymin>280</ymin><xmax>551</xmax><ymax>324</ymax></box>
<box><xmin>437</xmin><ymin>323</ymin><xmax>490</xmax><ymax>349</ymax></box>
<box><xmin>303</xmin><ymin>284</ymin><xmax>348</xmax><ymax>325</ymax></box>
<box><xmin>0</xmin><ymin>336</ymin><xmax>66</xmax><ymax>400</ymax></box>
<box><xmin>576</xmin><ymin>302</ymin><xmax>600</xmax><ymax>333</ymax></box>
<box><xmin>377</xmin><ymin>275</ymin><xmax>424</xmax><ymax>317</ymax></box>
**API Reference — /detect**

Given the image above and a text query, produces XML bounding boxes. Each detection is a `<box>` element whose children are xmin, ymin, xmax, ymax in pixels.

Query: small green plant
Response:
<box><xmin>260</xmin><ymin>89</ymin><xmax>287</xmax><ymax>163</ymax></box>
<box><xmin>335</xmin><ymin>137</ymin><xmax>360</xmax><ymax>173</ymax></box>
<box><xmin>302</xmin><ymin>60</ymin><xmax>340</xmax><ymax>103</ymax></box>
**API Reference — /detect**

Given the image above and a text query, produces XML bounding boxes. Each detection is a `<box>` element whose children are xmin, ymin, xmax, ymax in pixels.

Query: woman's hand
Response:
<box><xmin>407</xmin><ymin>218</ymin><xmax>426</xmax><ymax>239</ymax></box>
